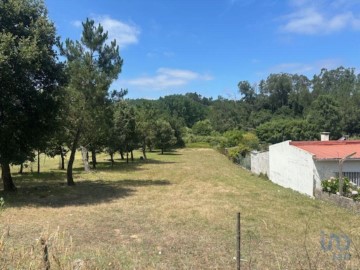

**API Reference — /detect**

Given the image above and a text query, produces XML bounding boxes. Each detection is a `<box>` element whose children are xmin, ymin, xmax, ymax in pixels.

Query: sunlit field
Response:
<box><xmin>1</xmin><ymin>148</ymin><xmax>360</xmax><ymax>269</ymax></box>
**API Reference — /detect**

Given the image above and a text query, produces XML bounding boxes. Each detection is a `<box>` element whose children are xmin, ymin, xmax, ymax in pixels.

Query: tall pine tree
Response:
<box><xmin>60</xmin><ymin>19</ymin><xmax>123</xmax><ymax>185</ymax></box>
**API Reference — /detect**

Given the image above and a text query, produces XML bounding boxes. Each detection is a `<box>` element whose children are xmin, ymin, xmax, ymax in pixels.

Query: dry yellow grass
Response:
<box><xmin>1</xmin><ymin>148</ymin><xmax>360</xmax><ymax>269</ymax></box>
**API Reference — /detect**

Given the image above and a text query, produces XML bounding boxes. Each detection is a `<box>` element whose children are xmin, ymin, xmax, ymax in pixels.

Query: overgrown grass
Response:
<box><xmin>1</xmin><ymin>149</ymin><xmax>360</xmax><ymax>269</ymax></box>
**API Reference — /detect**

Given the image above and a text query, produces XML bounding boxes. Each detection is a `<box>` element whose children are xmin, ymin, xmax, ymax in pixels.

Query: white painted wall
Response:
<box><xmin>250</xmin><ymin>151</ymin><xmax>269</xmax><ymax>176</ymax></box>
<box><xmin>269</xmin><ymin>141</ymin><xmax>315</xmax><ymax>196</ymax></box>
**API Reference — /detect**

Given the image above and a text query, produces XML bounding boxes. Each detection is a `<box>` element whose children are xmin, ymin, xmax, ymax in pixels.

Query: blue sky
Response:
<box><xmin>45</xmin><ymin>0</ymin><xmax>360</xmax><ymax>99</ymax></box>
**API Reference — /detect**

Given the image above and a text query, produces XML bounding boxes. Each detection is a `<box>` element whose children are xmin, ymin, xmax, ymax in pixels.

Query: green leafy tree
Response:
<box><xmin>0</xmin><ymin>0</ymin><xmax>64</xmax><ymax>191</ymax></box>
<box><xmin>60</xmin><ymin>18</ymin><xmax>123</xmax><ymax>185</ymax></box>
<box><xmin>306</xmin><ymin>95</ymin><xmax>343</xmax><ymax>139</ymax></box>
<box><xmin>342</xmin><ymin>92</ymin><xmax>360</xmax><ymax>136</ymax></box>
<box><xmin>134</xmin><ymin>100</ymin><xmax>161</xmax><ymax>157</ymax></box>
<box><xmin>238</xmin><ymin>80</ymin><xmax>256</xmax><ymax>104</ymax></box>
<box><xmin>192</xmin><ymin>119</ymin><xmax>213</xmax><ymax>136</ymax></box>
<box><xmin>312</xmin><ymin>67</ymin><xmax>357</xmax><ymax>100</ymax></box>
<box><xmin>209</xmin><ymin>97</ymin><xmax>248</xmax><ymax>132</ymax></box>
<box><xmin>154</xmin><ymin>120</ymin><xmax>177</xmax><ymax>154</ymax></box>
<box><xmin>159</xmin><ymin>94</ymin><xmax>207</xmax><ymax>127</ymax></box>
<box><xmin>288</xmin><ymin>74</ymin><xmax>312</xmax><ymax>116</ymax></box>
<box><xmin>113</xmin><ymin>101</ymin><xmax>137</xmax><ymax>163</ymax></box>
<box><xmin>256</xmin><ymin>119</ymin><xmax>317</xmax><ymax>144</ymax></box>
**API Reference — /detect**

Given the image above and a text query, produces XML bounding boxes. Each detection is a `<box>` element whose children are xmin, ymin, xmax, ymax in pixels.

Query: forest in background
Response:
<box><xmin>127</xmin><ymin>66</ymin><xmax>360</xmax><ymax>158</ymax></box>
<box><xmin>2</xmin><ymin>0</ymin><xmax>360</xmax><ymax>191</ymax></box>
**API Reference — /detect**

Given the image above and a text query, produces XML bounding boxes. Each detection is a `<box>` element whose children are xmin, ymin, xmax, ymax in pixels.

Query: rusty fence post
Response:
<box><xmin>236</xmin><ymin>212</ymin><xmax>241</xmax><ymax>270</ymax></box>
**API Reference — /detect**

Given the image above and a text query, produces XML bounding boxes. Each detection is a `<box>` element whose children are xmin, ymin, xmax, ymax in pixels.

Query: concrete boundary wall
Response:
<box><xmin>269</xmin><ymin>141</ymin><xmax>314</xmax><ymax>196</ymax></box>
<box><xmin>251</xmin><ymin>151</ymin><xmax>269</xmax><ymax>176</ymax></box>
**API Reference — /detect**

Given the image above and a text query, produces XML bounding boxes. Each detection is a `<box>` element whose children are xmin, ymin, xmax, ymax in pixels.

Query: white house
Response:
<box><xmin>268</xmin><ymin>139</ymin><xmax>360</xmax><ymax>197</ymax></box>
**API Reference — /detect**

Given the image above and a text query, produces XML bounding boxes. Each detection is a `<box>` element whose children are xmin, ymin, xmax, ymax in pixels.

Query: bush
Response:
<box><xmin>192</xmin><ymin>119</ymin><xmax>213</xmax><ymax>136</ymax></box>
<box><xmin>321</xmin><ymin>177</ymin><xmax>360</xmax><ymax>201</ymax></box>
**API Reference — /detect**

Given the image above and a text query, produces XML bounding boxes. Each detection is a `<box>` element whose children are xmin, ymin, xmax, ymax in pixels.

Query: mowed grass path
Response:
<box><xmin>1</xmin><ymin>148</ymin><xmax>360</xmax><ymax>269</ymax></box>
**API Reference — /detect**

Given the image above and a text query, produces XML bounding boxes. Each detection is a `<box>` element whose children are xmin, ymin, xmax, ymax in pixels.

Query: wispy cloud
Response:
<box><xmin>267</xmin><ymin>58</ymin><xmax>343</xmax><ymax>76</ymax></box>
<box><xmin>280</xmin><ymin>0</ymin><xmax>360</xmax><ymax>34</ymax></box>
<box><xmin>73</xmin><ymin>15</ymin><xmax>140</xmax><ymax>49</ymax></box>
<box><xmin>125</xmin><ymin>68</ymin><xmax>213</xmax><ymax>90</ymax></box>
<box><xmin>72</xmin><ymin>20</ymin><xmax>82</xmax><ymax>28</ymax></box>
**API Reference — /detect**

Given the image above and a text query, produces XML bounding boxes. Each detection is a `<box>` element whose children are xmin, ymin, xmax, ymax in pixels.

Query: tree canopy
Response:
<box><xmin>0</xmin><ymin>0</ymin><xmax>64</xmax><ymax>191</ymax></box>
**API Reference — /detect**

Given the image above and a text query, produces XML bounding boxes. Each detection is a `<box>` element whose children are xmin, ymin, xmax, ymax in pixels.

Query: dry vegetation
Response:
<box><xmin>1</xmin><ymin>148</ymin><xmax>360</xmax><ymax>269</ymax></box>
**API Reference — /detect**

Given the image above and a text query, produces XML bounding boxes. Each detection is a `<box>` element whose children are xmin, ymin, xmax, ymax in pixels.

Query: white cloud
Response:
<box><xmin>267</xmin><ymin>58</ymin><xmax>343</xmax><ymax>76</ymax></box>
<box><xmin>72</xmin><ymin>20</ymin><xmax>82</xmax><ymax>28</ymax></box>
<box><xmin>280</xmin><ymin>1</ymin><xmax>360</xmax><ymax>34</ymax></box>
<box><xmin>73</xmin><ymin>16</ymin><xmax>140</xmax><ymax>49</ymax></box>
<box><xmin>125</xmin><ymin>68</ymin><xmax>213</xmax><ymax>89</ymax></box>
<box><xmin>96</xmin><ymin>16</ymin><xmax>140</xmax><ymax>49</ymax></box>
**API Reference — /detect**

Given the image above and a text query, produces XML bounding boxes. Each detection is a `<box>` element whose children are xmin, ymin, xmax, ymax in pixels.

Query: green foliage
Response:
<box><xmin>227</xmin><ymin>145</ymin><xmax>250</xmax><ymax>160</ymax></box>
<box><xmin>154</xmin><ymin>120</ymin><xmax>177</xmax><ymax>154</ymax></box>
<box><xmin>321</xmin><ymin>177</ymin><xmax>360</xmax><ymax>201</ymax></box>
<box><xmin>242</xmin><ymin>133</ymin><xmax>260</xmax><ymax>150</ymax></box>
<box><xmin>312</xmin><ymin>67</ymin><xmax>357</xmax><ymax>99</ymax></box>
<box><xmin>238</xmin><ymin>80</ymin><xmax>256</xmax><ymax>104</ymax></box>
<box><xmin>306</xmin><ymin>95</ymin><xmax>343</xmax><ymax>139</ymax></box>
<box><xmin>167</xmin><ymin>117</ymin><xmax>186</xmax><ymax>148</ymax></box>
<box><xmin>222</xmin><ymin>130</ymin><xmax>244</xmax><ymax>147</ymax></box>
<box><xmin>261</xmin><ymin>73</ymin><xmax>292</xmax><ymax>111</ymax></box>
<box><xmin>192</xmin><ymin>119</ymin><xmax>213</xmax><ymax>136</ymax></box>
<box><xmin>256</xmin><ymin>118</ymin><xmax>317</xmax><ymax>144</ymax></box>
<box><xmin>248</xmin><ymin>109</ymin><xmax>272</xmax><ymax>128</ymax></box>
<box><xmin>217</xmin><ymin>130</ymin><xmax>260</xmax><ymax>162</ymax></box>
<box><xmin>60</xmin><ymin>18</ymin><xmax>123</xmax><ymax>138</ymax></box>
<box><xmin>159</xmin><ymin>94</ymin><xmax>207</xmax><ymax>127</ymax></box>
<box><xmin>0</xmin><ymin>0</ymin><xmax>64</xmax><ymax>165</ymax></box>
<box><xmin>0</xmin><ymin>0</ymin><xmax>65</xmax><ymax>191</ymax></box>
<box><xmin>209</xmin><ymin>98</ymin><xmax>248</xmax><ymax>132</ymax></box>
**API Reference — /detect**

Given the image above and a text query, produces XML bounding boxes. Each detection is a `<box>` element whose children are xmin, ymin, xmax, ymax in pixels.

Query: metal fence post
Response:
<box><xmin>237</xmin><ymin>212</ymin><xmax>241</xmax><ymax>270</ymax></box>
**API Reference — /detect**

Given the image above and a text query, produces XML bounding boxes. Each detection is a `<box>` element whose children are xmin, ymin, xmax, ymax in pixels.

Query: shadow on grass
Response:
<box><xmin>156</xmin><ymin>149</ymin><xmax>183</xmax><ymax>156</ymax></box>
<box><xmin>1</xmin><ymin>174</ymin><xmax>171</xmax><ymax>208</ymax></box>
<box><xmin>73</xmin><ymin>158</ymin><xmax>175</xmax><ymax>173</ymax></box>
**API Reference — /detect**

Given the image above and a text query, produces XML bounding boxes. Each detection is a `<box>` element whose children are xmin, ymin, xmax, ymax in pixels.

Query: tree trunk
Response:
<box><xmin>131</xmin><ymin>150</ymin><xmax>134</xmax><ymax>162</ymax></box>
<box><xmin>126</xmin><ymin>151</ymin><xmax>129</xmax><ymax>164</ymax></box>
<box><xmin>161</xmin><ymin>148</ymin><xmax>164</xmax><ymax>155</ymax></box>
<box><xmin>110</xmin><ymin>153</ymin><xmax>114</xmax><ymax>167</ymax></box>
<box><xmin>142</xmin><ymin>141</ymin><xmax>147</xmax><ymax>160</ymax></box>
<box><xmin>91</xmin><ymin>149</ymin><xmax>97</xmax><ymax>169</ymax></box>
<box><xmin>80</xmin><ymin>146</ymin><xmax>91</xmax><ymax>172</ymax></box>
<box><xmin>120</xmin><ymin>150</ymin><xmax>124</xmax><ymax>160</ymax></box>
<box><xmin>37</xmin><ymin>150</ymin><xmax>41</xmax><ymax>174</ymax></box>
<box><xmin>1</xmin><ymin>162</ymin><xmax>17</xmax><ymax>192</ymax></box>
<box><xmin>19</xmin><ymin>164</ymin><xmax>23</xmax><ymax>174</ymax></box>
<box><xmin>59</xmin><ymin>146</ymin><xmax>65</xmax><ymax>170</ymax></box>
<box><xmin>67</xmin><ymin>127</ymin><xmax>81</xmax><ymax>186</ymax></box>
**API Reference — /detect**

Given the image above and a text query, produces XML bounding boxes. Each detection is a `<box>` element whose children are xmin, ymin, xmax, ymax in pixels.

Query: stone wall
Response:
<box><xmin>315</xmin><ymin>189</ymin><xmax>360</xmax><ymax>213</ymax></box>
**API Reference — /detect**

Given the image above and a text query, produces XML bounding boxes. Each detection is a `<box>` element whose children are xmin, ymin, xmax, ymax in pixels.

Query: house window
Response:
<box><xmin>334</xmin><ymin>172</ymin><xmax>360</xmax><ymax>187</ymax></box>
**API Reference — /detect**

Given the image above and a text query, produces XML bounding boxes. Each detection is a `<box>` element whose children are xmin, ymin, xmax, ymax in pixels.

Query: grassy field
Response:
<box><xmin>1</xmin><ymin>148</ymin><xmax>360</xmax><ymax>269</ymax></box>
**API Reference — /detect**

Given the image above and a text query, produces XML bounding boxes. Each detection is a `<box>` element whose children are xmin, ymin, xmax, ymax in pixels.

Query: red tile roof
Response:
<box><xmin>290</xmin><ymin>140</ymin><xmax>360</xmax><ymax>160</ymax></box>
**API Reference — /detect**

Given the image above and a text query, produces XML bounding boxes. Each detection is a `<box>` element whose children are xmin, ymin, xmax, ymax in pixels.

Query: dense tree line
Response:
<box><xmin>2</xmin><ymin>0</ymin><xmax>360</xmax><ymax>192</ymax></box>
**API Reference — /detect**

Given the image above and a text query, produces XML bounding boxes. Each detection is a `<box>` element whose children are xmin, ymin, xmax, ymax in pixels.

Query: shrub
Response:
<box><xmin>321</xmin><ymin>177</ymin><xmax>360</xmax><ymax>201</ymax></box>
<box><xmin>192</xmin><ymin>119</ymin><xmax>213</xmax><ymax>136</ymax></box>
